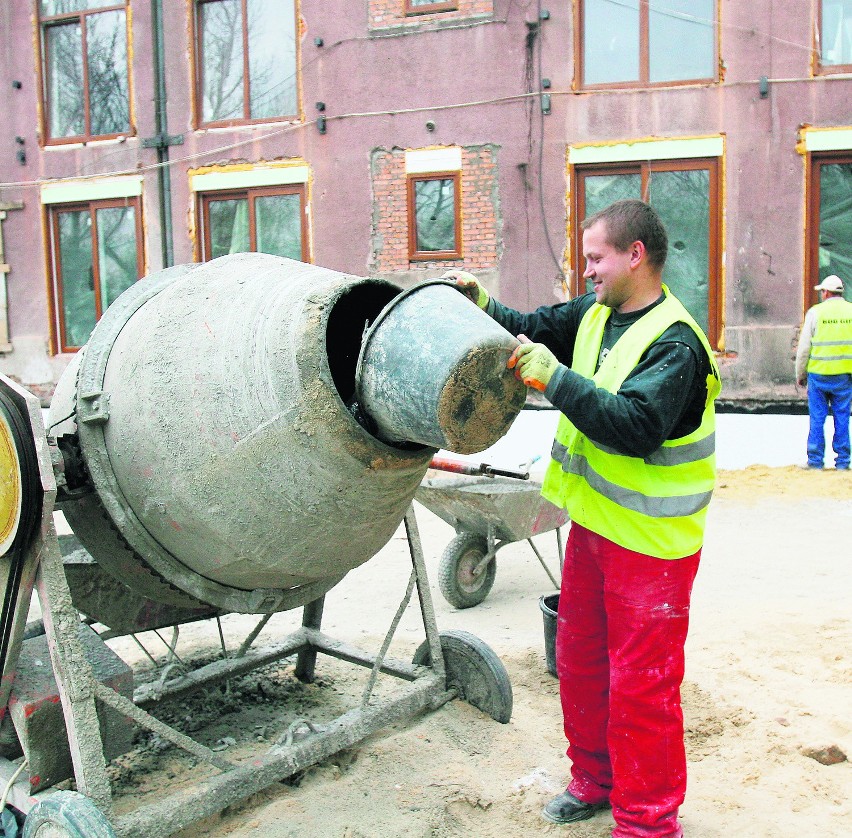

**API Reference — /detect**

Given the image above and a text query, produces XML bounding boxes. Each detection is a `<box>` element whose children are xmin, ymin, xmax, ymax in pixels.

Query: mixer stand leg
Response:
<box><xmin>294</xmin><ymin>596</ymin><xmax>325</xmax><ymax>683</ymax></box>
<box><xmin>35</xmin><ymin>524</ymin><xmax>113</xmax><ymax>815</ymax></box>
<box><xmin>404</xmin><ymin>506</ymin><xmax>445</xmax><ymax>682</ymax></box>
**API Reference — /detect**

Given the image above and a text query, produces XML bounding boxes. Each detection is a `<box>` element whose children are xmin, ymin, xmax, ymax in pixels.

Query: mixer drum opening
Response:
<box><xmin>325</xmin><ymin>282</ymin><xmax>399</xmax><ymax>409</ymax></box>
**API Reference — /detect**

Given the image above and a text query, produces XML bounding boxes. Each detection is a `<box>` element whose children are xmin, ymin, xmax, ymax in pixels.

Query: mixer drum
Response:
<box><xmin>51</xmin><ymin>256</ymin><xmax>442</xmax><ymax>614</ymax></box>
<box><xmin>50</xmin><ymin>255</ymin><xmax>525</xmax><ymax>615</ymax></box>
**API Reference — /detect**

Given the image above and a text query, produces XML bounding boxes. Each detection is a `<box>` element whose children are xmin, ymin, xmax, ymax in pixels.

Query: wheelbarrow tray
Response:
<box><xmin>415</xmin><ymin>474</ymin><xmax>569</xmax><ymax>543</ymax></box>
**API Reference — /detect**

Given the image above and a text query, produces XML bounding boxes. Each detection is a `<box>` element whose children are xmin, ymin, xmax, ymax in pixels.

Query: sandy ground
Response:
<box><xmin>89</xmin><ymin>466</ymin><xmax>852</xmax><ymax>837</ymax></box>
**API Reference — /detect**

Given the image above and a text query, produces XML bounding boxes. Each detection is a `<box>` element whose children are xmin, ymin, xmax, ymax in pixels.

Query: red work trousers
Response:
<box><xmin>556</xmin><ymin>523</ymin><xmax>701</xmax><ymax>837</ymax></box>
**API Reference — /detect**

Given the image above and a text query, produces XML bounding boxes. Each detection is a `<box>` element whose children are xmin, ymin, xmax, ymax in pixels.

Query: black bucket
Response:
<box><xmin>539</xmin><ymin>593</ymin><xmax>559</xmax><ymax>677</ymax></box>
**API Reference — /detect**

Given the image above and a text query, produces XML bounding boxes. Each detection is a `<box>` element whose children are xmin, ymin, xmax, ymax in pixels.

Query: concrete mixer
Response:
<box><xmin>0</xmin><ymin>254</ymin><xmax>526</xmax><ymax>837</ymax></box>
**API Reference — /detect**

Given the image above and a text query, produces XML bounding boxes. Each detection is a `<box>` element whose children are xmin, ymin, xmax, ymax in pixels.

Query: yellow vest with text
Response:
<box><xmin>807</xmin><ymin>298</ymin><xmax>852</xmax><ymax>375</ymax></box>
<box><xmin>541</xmin><ymin>288</ymin><xmax>722</xmax><ymax>560</ymax></box>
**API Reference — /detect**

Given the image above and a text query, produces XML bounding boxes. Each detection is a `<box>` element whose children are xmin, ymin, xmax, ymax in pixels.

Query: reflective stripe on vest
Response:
<box><xmin>540</xmin><ymin>286</ymin><xmax>721</xmax><ymax>559</ymax></box>
<box><xmin>808</xmin><ymin>299</ymin><xmax>852</xmax><ymax>375</ymax></box>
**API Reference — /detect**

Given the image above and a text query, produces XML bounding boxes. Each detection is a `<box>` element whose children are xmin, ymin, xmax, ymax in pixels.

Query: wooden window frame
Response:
<box><xmin>36</xmin><ymin>0</ymin><xmax>131</xmax><ymax>145</ymax></box>
<box><xmin>806</xmin><ymin>151</ymin><xmax>851</xmax><ymax>310</ymax></box>
<box><xmin>575</xmin><ymin>0</ymin><xmax>717</xmax><ymax>90</ymax></box>
<box><xmin>405</xmin><ymin>1</ymin><xmax>458</xmax><ymax>16</ymax></box>
<box><xmin>815</xmin><ymin>0</ymin><xmax>852</xmax><ymax>75</ymax></box>
<box><xmin>193</xmin><ymin>0</ymin><xmax>300</xmax><ymax>129</ymax></box>
<box><xmin>571</xmin><ymin>158</ymin><xmax>721</xmax><ymax>348</ymax></box>
<box><xmin>406</xmin><ymin>171</ymin><xmax>462</xmax><ymax>262</ymax></box>
<box><xmin>47</xmin><ymin>197</ymin><xmax>144</xmax><ymax>353</ymax></box>
<box><xmin>197</xmin><ymin>184</ymin><xmax>309</xmax><ymax>262</ymax></box>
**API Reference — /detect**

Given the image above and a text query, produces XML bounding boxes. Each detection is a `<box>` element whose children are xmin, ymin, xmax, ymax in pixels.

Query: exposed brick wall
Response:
<box><xmin>370</xmin><ymin>145</ymin><xmax>501</xmax><ymax>274</ymax></box>
<box><xmin>371</xmin><ymin>151</ymin><xmax>409</xmax><ymax>273</ymax></box>
<box><xmin>368</xmin><ymin>1</ymin><xmax>493</xmax><ymax>31</ymax></box>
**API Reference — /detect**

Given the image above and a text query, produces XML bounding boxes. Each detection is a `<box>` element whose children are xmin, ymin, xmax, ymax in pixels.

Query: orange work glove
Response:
<box><xmin>507</xmin><ymin>341</ymin><xmax>559</xmax><ymax>392</ymax></box>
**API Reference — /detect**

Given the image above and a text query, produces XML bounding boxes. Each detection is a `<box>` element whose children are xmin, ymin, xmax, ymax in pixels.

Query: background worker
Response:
<box><xmin>443</xmin><ymin>199</ymin><xmax>721</xmax><ymax>838</ymax></box>
<box><xmin>794</xmin><ymin>274</ymin><xmax>852</xmax><ymax>470</ymax></box>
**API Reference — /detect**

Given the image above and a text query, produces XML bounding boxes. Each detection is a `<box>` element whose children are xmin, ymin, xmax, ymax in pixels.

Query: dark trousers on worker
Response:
<box><xmin>806</xmin><ymin>372</ymin><xmax>852</xmax><ymax>469</ymax></box>
<box><xmin>556</xmin><ymin>523</ymin><xmax>701</xmax><ymax>837</ymax></box>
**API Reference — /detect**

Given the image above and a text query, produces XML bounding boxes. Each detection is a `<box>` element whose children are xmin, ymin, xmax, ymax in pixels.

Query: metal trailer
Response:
<box><xmin>415</xmin><ymin>471</ymin><xmax>569</xmax><ymax>609</ymax></box>
<box><xmin>0</xmin><ymin>372</ymin><xmax>513</xmax><ymax>838</ymax></box>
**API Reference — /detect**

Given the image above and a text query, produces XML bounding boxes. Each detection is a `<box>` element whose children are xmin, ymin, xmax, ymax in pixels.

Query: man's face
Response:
<box><xmin>582</xmin><ymin>220</ymin><xmax>636</xmax><ymax>310</ymax></box>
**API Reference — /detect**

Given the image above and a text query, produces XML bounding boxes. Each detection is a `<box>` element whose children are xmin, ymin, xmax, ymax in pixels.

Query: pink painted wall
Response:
<box><xmin>1</xmin><ymin>1</ymin><xmax>850</xmax><ymax>403</ymax></box>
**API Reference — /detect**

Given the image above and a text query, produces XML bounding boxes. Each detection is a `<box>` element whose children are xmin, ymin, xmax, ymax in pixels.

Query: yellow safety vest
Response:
<box><xmin>807</xmin><ymin>299</ymin><xmax>852</xmax><ymax>375</ymax></box>
<box><xmin>541</xmin><ymin>287</ymin><xmax>721</xmax><ymax>560</ymax></box>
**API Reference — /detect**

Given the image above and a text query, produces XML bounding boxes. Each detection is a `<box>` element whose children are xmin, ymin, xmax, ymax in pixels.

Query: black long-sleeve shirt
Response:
<box><xmin>487</xmin><ymin>292</ymin><xmax>712</xmax><ymax>459</ymax></box>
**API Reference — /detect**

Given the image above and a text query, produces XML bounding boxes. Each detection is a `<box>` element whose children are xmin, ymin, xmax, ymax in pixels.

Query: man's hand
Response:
<box><xmin>441</xmin><ymin>270</ymin><xmax>489</xmax><ymax>309</ymax></box>
<box><xmin>507</xmin><ymin>340</ymin><xmax>559</xmax><ymax>392</ymax></box>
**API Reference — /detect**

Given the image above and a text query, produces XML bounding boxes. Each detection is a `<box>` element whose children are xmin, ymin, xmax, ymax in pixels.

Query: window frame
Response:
<box><xmin>404</xmin><ymin>1</ymin><xmax>458</xmax><ymax>15</ymax></box>
<box><xmin>575</xmin><ymin>0</ymin><xmax>718</xmax><ymax>90</ymax></box>
<box><xmin>36</xmin><ymin>0</ymin><xmax>132</xmax><ymax>145</ymax></box>
<box><xmin>197</xmin><ymin>183</ymin><xmax>309</xmax><ymax>263</ymax></box>
<box><xmin>816</xmin><ymin>0</ymin><xmax>852</xmax><ymax>75</ymax></box>
<box><xmin>806</xmin><ymin>151</ymin><xmax>852</xmax><ymax>309</ymax></box>
<box><xmin>571</xmin><ymin>157</ymin><xmax>721</xmax><ymax>347</ymax></box>
<box><xmin>406</xmin><ymin>171</ymin><xmax>463</xmax><ymax>262</ymax></box>
<box><xmin>47</xmin><ymin>196</ymin><xmax>144</xmax><ymax>353</ymax></box>
<box><xmin>193</xmin><ymin>0</ymin><xmax>301</xmax><ymax>129</ymax></box>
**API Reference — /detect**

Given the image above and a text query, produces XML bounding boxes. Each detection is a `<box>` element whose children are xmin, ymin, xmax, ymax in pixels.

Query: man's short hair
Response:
<box><xmin>581</xmin><ymin>199</ymin><xmax>668</xmax><ymax>270</ymax></box>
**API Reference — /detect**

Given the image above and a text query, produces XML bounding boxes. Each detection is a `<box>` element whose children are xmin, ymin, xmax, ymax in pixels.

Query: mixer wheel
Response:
<box><xmin>438</xmin><ymin>533</ymin><xmax>496</xmax><ymax>609</ymax></box>
<box><xmin>22</xmin><ymin>791</ymin><xmax>115</xmax><ymax>838</ymax></box>
<box><xmin>412</xmin><ymin>629</ymin><xmax>513</xmax><ymax>723</ymax></box>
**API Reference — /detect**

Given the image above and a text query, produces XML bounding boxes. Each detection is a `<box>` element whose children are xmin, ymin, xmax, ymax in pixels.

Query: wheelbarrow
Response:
<box><xmin>415</xmin><ymin>457</ymin><xmax>569</xmax><ymax>608</ymax></box>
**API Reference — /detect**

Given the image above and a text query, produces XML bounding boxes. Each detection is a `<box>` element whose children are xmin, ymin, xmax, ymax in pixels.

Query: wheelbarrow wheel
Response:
<box><xmin>412</xmin><ymin>629</ymin><xmax>513</xmax><ymax>723</ymax></box>
<box><xmin>22</xmin><ymin>791</ymin><xmax>116</xmax><ymax>838</ymax></box>
<box><xmin>438</xmin><ymin>532</ymin><xmax>496</xmax><ymax>609</ymax></box>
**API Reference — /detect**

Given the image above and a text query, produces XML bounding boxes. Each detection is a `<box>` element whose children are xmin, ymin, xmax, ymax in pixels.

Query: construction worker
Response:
<box><xmin>795</xmin><ymin>274</ymin><xmax>852</xmax><ymax>470</ymax></box>
<box><xmin>443</xmin><ymin>199</ymin><xmax>721</xmax><ymax>838</ymax></box>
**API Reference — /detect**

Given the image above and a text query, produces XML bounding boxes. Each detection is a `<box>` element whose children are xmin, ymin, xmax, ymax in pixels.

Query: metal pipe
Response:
<box><xmin>152</xmin><ymin>0</ymin><xmax>175</xmax><ymax>267</ymax></box>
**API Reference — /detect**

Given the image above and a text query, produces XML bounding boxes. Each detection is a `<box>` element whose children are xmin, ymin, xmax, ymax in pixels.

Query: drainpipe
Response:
<box><xmin>143</xmin><ymin>0</ymin><xmax>183</xmax><ymax>268</ymax></box>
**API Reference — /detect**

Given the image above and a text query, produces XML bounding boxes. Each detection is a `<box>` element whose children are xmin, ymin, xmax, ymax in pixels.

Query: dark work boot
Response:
<box><xmin>541</xmin><ymin>789</ymin><xmax>610</xmax><ymax>824</ymax></box>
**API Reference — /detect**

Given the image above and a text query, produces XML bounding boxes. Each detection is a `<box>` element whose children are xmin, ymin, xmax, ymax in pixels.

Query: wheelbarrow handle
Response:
<box><xmin>428</xmin><ymin>456</ymin><xmax>530</xmax><ymax>480</ymax></box>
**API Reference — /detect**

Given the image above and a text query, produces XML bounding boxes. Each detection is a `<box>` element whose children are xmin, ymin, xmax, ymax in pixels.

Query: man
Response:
<box><xmin>444</xmin><ymin>199</ymin><xmax>721</xmax><ymax>838</ymax></box>
<box><xmin>794</xmin><ymin>274</ymin><xmax>852</xmax><ymax>470</ymax></box>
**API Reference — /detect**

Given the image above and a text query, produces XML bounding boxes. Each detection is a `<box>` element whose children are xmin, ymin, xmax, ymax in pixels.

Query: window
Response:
<box><xmin>38</xmin><ymin>1</ymin><xmax>130</xmax><ymax>143</ymax></box>
<box><xmin>48</xmin><ymin>199</ymin><xmax>142</xmax><ymax>352</ymax></box>
<box><xmin>407</xmin><ymin>173</ymin><xmax>462</xmax><ymax>261</ymax></box>
<box><xmin>195</xmin><ymin>0</ymin><xmax>299</xmax><ymax>126</ymax></box>
<box><xmin>807</xmin><ymin>154</ymin><xmax>852</xmax><ymax>304</ymax></box>
<box><xmin>573</xmin><ymin>159</ymin><xmax>721</xmax><ymax>345</ymax></box>
<box><xmin>405</xmin><ymin>1</ymin><xmax>458</xmax><ymax>14</ymax></box>
<box><xmin>198</xmin><ymin>185</ymin><xmax>308</xmax><ymax>262</ymax></box>
<box><xmin>819</xmin><ymin>1</ymin><xmax>852</xmax><ymax>71</ymax></box>
<box><xmin>578</xmin><ymin>0</ymin><xmax>716</xmax><ymax>88</ymax></box>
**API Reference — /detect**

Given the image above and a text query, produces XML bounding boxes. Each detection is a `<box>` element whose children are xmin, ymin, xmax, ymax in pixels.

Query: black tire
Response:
<box><xmin>412</xmin><ymin>629</ymin><xmax>513</xmax><ymax>723</ymax></box>
<box><xmin>438</xmin><ymin>532</ymin><xmax>496</xmax><ymax>609</ymax></box>
<box><xmin>23</xmin><ymin>791</ymin><xmax>115</xmax><ymax>838</ymax></box>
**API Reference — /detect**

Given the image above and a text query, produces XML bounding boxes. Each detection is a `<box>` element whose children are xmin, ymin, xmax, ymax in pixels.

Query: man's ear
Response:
<box><xmin>629</xmin><ymin>240</ymin><xmax>646</xmax><ymax>269</ymax></box>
